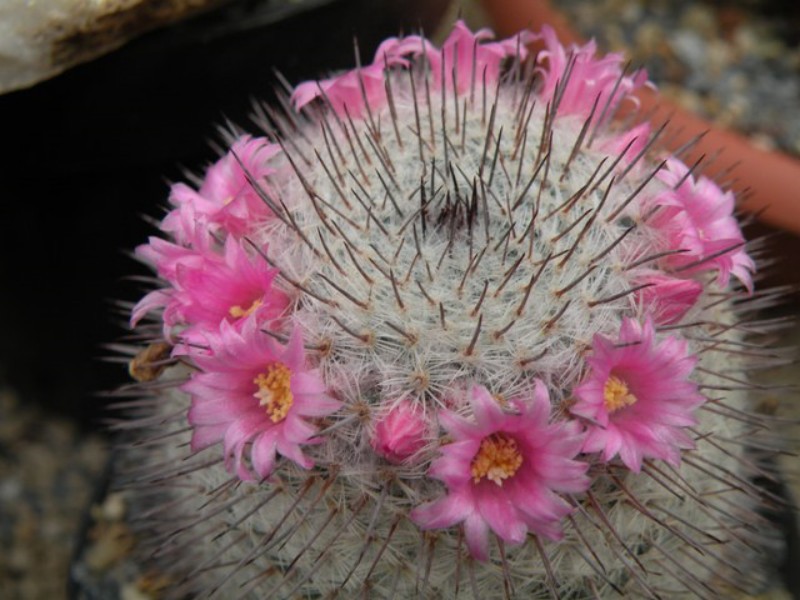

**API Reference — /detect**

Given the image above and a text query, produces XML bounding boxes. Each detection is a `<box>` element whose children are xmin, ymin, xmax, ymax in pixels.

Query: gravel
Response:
<box><xmin>557</xmin><ymin>0</ymin><xmax>800</xmax><ymax>155</ymax></box>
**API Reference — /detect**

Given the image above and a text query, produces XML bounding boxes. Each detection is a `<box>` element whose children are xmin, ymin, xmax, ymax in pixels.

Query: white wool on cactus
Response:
<box><xmin>118</xmin><ymin>20</ymin><xmax>789</xmax><ymax>599</ymax></box>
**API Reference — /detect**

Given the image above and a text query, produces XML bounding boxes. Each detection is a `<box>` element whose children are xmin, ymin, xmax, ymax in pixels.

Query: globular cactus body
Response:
<box><xmin>120</xmin><ymin>20</ymin><xmax>787</xmax><ymax>599</ymax></box>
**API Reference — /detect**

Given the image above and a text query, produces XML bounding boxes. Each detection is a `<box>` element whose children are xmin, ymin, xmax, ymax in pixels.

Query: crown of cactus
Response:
<box><xmin>120</xmin><ymin>20</ymin><xmax>789</xmax><ymax>599</ymax></box>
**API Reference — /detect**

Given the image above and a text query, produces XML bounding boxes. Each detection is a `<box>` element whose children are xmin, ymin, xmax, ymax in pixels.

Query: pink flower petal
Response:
<box><xmin>251</xmin><ymin>429</ymin><xmax>280</xmax><ymax>479</ymax></box>
<box><xmin>475</xmin><ymin>486</ymin><xmax>527</xmax><ymax>546</ymax></box>
<box><xmin>410</xmin><ymin>492</ymin><xmax>473</xmax><ymax>530</ymax></box>
<box><xmin>464</xmin><ymin>512</ymin><xmax>491</xmax><ymax>561</ymax></box>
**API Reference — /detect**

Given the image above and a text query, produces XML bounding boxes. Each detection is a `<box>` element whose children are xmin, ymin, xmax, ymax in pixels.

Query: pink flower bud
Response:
<box><xmin>370</xmin><ymin>402</ymin><xmax>428</xmax><ymax>464</ymax></box>
<box><xmin>634</xmin><ymin>272</ymin><xmax>703</xmax><ymax>325</ymax></box>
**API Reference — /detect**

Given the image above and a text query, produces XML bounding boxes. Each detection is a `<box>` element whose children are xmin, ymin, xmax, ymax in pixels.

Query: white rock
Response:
<box><xmin>0</xmin><ymin>0</ymin><xmax>219</xmax><ymax>93</ymax></box>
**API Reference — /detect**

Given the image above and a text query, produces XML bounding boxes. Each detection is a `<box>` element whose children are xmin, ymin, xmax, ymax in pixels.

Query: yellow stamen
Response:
<box><xmin>253</xmin><ymin>362</ymin><xmax>293</xmax><ymax>422</ymax></box>
<box><xmin>603</xmin><ymin>375</ymin><xmax>638</xmax><ymax>413</ymax></box>
<box><xmin>229</xmin><ymin>298</ymin><xmax>263</xmax><ymax>319</ymax></box>
<box><xmin>470</xmin><ymin>433</ymin><xmax>523</xmax><ymax>486</ymax></box>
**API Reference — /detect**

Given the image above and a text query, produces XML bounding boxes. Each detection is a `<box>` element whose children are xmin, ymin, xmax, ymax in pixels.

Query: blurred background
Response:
<box><xmin>0</xmin><ymin>0</ymin><xmax>798</xmax><ymax>597</ymax></box>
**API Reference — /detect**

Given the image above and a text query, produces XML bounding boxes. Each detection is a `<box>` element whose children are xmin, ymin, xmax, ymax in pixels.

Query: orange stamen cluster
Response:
<box><xmin>470</xmin><ymin>433</ymin><xmax>523</xmax><ymax>486</ymax></box>
<box><xmin>229</xmin><ymin>298</ymin><xmax>264</xmax><ymax>319</ymax></box>
<box><xmin>253</xmin><ymin>362</ymin><xmax>294</xmax><ymax>422</ymax></box>
<box><xmin>603</xmin><ymin>375</ymin><xmax>637</xmax><ymax>413</ymax></box>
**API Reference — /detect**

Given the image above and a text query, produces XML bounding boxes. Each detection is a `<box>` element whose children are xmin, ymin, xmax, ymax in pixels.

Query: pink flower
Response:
<box><xmin>184</xmin><ymin>321</ymin><xmax>340</xmax><ymax>480</ymax></box>
<box><xmin>633</xmin><ymin>271</ymin><xmax>703</xmax><ymax>326</ymax></box>
<box><xmin>167</xmin><ymin>136</ymin><xmax>280</xmax><ymax>237</ymax></box>
<box><xmin>649</xmin><ymin>158</ymin><xmax>755</xmax><ymax>291</ymax></box>
<box><xmin>131</xmin><ymin>237</ymin><xmax>289</xmax><ymax>340</ymax></box>
<box><xmin>411</xmin><ymin>383</ymin><xmax>589</xmax><ymax>561</ymax></box>
<box><xmin>291</xmin><ymin>21</ymin><xmax>532</xmax><ymax>117</ymax></box>
<box><xmin>134</xmin><ymin>224</ymin><xmax>215</xmax><ymax>283</ymax></box>
<box><xmin>174</xmin><ymin>238</ymin><xmax>289</xmax><ymax>344</ymax></box>
<box><xmin>130</xmin><ymin>230</ymin><xmax>213</xmax><ymax>329</ymax></box>
<box><xmin>536</xmin><ymin>25</ymin><xmax>648</xmax><ymax>119</ymax></box>
<box><xmin>160</xmin><ymin>194</ymin><xmax>206</xmax><ymax>246</ymax></box>
<box><xmin>571</xmin><ymin>318</ymin><xmax>704</xmax><ymax>472</ymax></box>
<box><xmin>423</xmin><ymin>20</ymin><xmax>534</xmax><ymax>95</ymax></box>
<box><xmin>292</xmin><ymin>36</ymin><xmax>423</xmax><ymax>118</ymax></box>
<box><xmin>370</xmin><ymin>401</ymin><xmax>428</xmax><ymax>464</ymax></box>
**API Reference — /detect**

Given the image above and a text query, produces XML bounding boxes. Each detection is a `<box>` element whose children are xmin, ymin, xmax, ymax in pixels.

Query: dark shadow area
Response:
<box><xmin>0</xmin><ymin>0</ymin><xmax>450</xmax><ymax>429</ymax></box>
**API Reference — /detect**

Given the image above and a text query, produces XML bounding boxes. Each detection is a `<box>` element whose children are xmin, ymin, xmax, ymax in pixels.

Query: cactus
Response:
<box><xmin>118</xmin><ymin>20</ymin><xmax>789</xmax><ymax>598</ymax></box>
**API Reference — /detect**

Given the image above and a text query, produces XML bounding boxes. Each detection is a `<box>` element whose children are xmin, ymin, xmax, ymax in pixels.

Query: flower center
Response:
<box><xmin>230</xmin><ymin>298</ymin><xmax>263</xmax><ymax>319</ymax></box>
<box><xmin>470</xmin><ymin>433</ymin><xmax>523</xmax><ymax>486</ymax></box>
<box><xmin>603</xmin><ymin>375</ymin><xmax>638</xmax><ymax>413</ymax></box>
<box><xmin>253</xmin><ymin>362</ymin><xmax>293</xmax><ymax>422</ymax></box>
